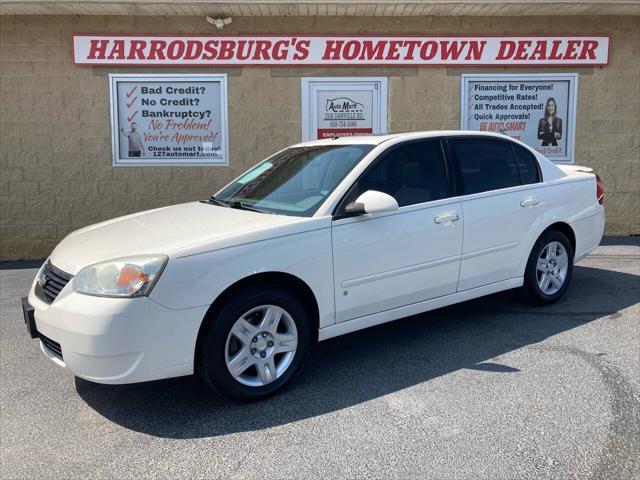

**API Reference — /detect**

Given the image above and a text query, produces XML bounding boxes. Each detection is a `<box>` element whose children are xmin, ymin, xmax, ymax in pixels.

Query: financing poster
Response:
<box><xmin>461</xmin><ymin>74</ymin><xmax>578</xmax><ymax>163</ymax></box>
<box><xmin>109</xmin><ymin>74</ymin><xmax>228</xmax><ymax>166</ymax></box>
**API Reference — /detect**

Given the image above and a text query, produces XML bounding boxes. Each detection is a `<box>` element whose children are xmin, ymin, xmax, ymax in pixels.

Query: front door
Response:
<box><xmin>331</xmin><ymin>139</ymin><xmax>463</xmax><ymax>323</ymax></box>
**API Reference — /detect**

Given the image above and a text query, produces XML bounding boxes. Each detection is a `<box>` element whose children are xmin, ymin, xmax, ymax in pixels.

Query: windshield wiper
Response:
<box><xmin>203</xmin><ymin>196</ymin><xmax>269</xmax><ymax>214</ymax></box>
<box><xmin>203</xmin><ymin>196</ymin><xmax>230</xmax><ymax>207</ymax></box>
<box><xmin>227</xmin><ymin>201</ymin><xmax>270</xmax><ymax>214</ymax></box>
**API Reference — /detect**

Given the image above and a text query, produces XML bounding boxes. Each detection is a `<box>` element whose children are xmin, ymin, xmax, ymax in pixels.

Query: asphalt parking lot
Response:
<box><xmin>1</xmin><ymin>238</ymin><xmax>639</xmax><ymax>479</ymax></box>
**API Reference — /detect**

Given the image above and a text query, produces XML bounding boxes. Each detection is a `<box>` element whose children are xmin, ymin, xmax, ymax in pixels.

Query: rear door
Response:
<box><xmin>447</xmin><ymin>137</ymin><xmax>546</xmax><ymax>291</ymax></box>
<box><xmin>331</xmin><ymin>139</ymin><xmax>463</xmax><ymax>323</ymax></box>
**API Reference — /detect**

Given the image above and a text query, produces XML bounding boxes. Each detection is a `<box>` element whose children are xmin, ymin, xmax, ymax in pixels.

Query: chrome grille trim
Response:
<box><xmin>34</xmin><ymin>261</ymin><xmax>73</xmax><ymax>304</ymax></box>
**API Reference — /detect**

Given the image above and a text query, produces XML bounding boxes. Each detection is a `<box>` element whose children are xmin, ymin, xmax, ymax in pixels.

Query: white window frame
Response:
<box><xmin>108</xmin><ymin>73</ymin><xmax>229</xmax><ymax>167</ymax></box>
<box><xmin>460</xmin><ymin>73</ymin><xmax>578</xmax><ymax>164</ymax></box>
<box><xmin>301</xmin><ymin>77</ymin><xmax>388</xmax><ymax>142</ymax></box>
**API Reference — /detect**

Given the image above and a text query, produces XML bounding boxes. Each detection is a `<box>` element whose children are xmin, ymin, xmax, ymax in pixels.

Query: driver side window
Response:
<box><xmin>349</xmin><ymin>139</ymin><xmax>450</xmax><ymax>208</ymax></box>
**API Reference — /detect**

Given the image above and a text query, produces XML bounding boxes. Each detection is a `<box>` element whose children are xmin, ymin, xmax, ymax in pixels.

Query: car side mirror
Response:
<box><xmin>345</xmin><ymin>190</ymin><xmax>399</xmax><ymax>215</ymax></box>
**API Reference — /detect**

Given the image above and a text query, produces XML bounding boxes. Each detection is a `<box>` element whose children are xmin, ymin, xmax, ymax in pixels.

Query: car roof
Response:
<box><xmin>290</xmin><ymin>130</ymin><xmax>518</xmax><ymax>148</ymax></box>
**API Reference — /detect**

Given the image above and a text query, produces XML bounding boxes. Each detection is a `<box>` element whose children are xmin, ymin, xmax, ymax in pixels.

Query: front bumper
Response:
<box><xmin>26</xmin><ymin>279</ymin><xmax>208</xmax><ymax>384</ymax></box>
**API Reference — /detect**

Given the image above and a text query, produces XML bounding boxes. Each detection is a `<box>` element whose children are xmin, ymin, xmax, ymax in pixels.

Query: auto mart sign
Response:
<box><xmin>73</xmin><ymin>34</ymin><xmax>609</xmax><ymax>66</ymax></box>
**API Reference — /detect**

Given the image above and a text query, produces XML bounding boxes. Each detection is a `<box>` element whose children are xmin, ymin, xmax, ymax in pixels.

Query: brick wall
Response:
<box><xmin>1</xmin><ymin>14</ymin><xmax>639</xmax><ymax>259</ymax></box>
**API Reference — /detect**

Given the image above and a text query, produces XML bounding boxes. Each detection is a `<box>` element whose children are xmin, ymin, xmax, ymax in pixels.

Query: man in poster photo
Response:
<box><xmin>537</xmin><ymin>97</ymin><xmax>563</xmax><ymax>146</ymax></box>
<box><xmin>120</xmin><ymin>123</ymin><xmax>146</xmax><ymax>157</ymax></box>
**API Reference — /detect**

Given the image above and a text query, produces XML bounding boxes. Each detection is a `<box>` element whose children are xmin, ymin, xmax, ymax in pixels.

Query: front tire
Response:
<box><xmin>198</xmin><ymin>287</ymin><xmax>312</xmax><ymax>401</ymax></box>
<box><xmin>521</xmin><ymin>230</ymin><xmax>574</xmax><ymax>305</ymax></box>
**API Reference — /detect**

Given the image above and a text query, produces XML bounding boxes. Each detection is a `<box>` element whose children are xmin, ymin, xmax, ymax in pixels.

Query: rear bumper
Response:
<box><xmin>572</xmin><ymin>204</ymin><xmax>605</xmax><ymax>262</ymax></box>
<box><xmin>26</xmin><ymin>280</ymin><xmax>208</xmax><ymax>384</ymax></box>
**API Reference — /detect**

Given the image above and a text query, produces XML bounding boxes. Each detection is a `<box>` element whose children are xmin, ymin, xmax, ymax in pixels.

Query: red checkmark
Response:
<box><xmin>126</xmin><ymin>86</ymin><xmax>137</xmax><ymax>98</ymax></box>
<box><xmin>126</xmin><ymin>97</ymin><xmax>137</xmax><ymax>108</ymax></box>
<box><xmin>127</xmin><ymin>111</ymin><xmax>138</xmax><ymax>122</ymax></box>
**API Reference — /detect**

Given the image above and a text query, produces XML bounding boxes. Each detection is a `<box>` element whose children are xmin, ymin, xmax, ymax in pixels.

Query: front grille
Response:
<box><xmin>35</xmin><ymin>261</ymin><xmax>73</xmax><ymax>304</ymax></box>
<box><xmin>39</xmin><ymin>333</ymin><xmax>63</xmax><ymax>359</ymax></box>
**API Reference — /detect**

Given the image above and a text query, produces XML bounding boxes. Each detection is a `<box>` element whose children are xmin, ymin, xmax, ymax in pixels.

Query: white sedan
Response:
<box><xmin>22</xmin><ymin>131</ymin><xmax>605</xmax><ymax>400</ymax></box>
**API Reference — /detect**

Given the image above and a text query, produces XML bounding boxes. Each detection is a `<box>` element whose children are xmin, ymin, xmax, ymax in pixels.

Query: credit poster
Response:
<box><xmin>461</xmin><ymin>74</ymin><xmax>578</xmax><ymax>163</ymax></box>
<box><xmin>109</xmin><ymin>74</ymin><xmax>228</xmax><ymax>166</ymax></box>
<box><xmin>316</xmin><ymin>90</ymin><xmax>374</xmax><ymax>139</ymax></box>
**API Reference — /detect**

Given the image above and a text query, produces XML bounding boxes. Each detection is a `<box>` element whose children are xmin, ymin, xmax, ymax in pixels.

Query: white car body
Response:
<box><xmin>27</xmin><ymin>131</ymin><xmax>605</xmax><ymax>385</ymax></box>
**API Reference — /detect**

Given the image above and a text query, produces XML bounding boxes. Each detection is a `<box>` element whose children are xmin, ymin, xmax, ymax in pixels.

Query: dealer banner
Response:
<box><xmin>109</xmin><ymin>74</ymin><xmax>228</xmax><ymax>166</ymax></box>
<box><xmin>461</xmin><ymin>74</ymin><xmax>578</xmax><ymax>163</ymax></box>
<box><xmin>75</xmin><ymin>35</ymin><xmax>609</xmax><ymax>66</ymax></box>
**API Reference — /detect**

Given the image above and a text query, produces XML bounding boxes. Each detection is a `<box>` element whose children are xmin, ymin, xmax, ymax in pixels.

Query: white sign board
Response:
<box><xmin>461</xmin><ymin>74</ymin><xmax>578</xmax><ymax>163</ymax></box>
<box><xmin>75</xmin><ymin>35</ymin><xmax>610</xmax><ymax>67</ymax></box>
<box><xmin>301</xmin><ymin>77</ymin><xmax>387</xmax><ymax>141</ymax></box>
<box><xmin>109</xmin><ymin>74</ymin><xmax>228</xmax><ymax>166</ymax></box>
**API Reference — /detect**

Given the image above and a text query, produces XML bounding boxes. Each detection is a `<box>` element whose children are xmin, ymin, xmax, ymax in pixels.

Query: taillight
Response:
<box><xmin>595</xmin><ymin>174</ymin><xmax>604</xmax><ymax>205</ymax></box>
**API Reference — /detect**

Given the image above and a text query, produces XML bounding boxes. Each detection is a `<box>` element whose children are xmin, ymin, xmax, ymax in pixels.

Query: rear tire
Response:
<box><xmin>198</xmin><ymin>286</ymin><xmax>312</xmax><ymax>401</ymax></box>
<box><xmin>521</xmin><ymin>229</ymin><xmax>574</xmax><ymax>305</ymax></box>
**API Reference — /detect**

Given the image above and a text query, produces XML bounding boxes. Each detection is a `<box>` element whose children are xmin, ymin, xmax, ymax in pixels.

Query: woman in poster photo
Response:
<box><xmin>538</xmin><ymin>97</ymin><xmax>563</xmax><ymax>146</ymax></box>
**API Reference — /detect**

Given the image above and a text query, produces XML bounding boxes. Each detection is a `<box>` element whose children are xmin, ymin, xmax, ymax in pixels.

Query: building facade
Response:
<box><xmin>1</xmin><ymin>1</ymin><xmax>639</xmax><ymax>260</ymax></box>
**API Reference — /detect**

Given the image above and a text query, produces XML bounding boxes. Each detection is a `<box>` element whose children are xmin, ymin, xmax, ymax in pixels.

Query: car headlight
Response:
<box><xmin>74</xmin><ymin>255</ymin><xmax>168</xmax><ymax>298</ymax></box>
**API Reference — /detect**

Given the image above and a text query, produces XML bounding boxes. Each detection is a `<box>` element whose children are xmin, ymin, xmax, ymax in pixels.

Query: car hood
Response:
<box><xmin>49</xmin><ymin>202</ymin><xmax>306</xmax><ymax>274</ymax></box>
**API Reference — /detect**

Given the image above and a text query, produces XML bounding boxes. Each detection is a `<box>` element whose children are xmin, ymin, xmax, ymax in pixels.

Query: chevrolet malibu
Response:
<box><xmin>22</xmin><ymin>131</ymin><xmax>605</xmax><ymax>401</ymax></box>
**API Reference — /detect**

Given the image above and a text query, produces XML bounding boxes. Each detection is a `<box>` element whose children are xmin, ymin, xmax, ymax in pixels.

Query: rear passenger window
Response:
<box><xmin>513</xmin><ymin>144</ymin><xmax>541</xmax><ymax>185</ymax></box>
<box><xmin>449</xmin><ymin>138</ymin><xmax>520</xmax><ymax>194</ymax></box>
<box><xmin>355</xmin><ymin>140</ymin><xmax>449</xmax><ymax>207</ymax></box>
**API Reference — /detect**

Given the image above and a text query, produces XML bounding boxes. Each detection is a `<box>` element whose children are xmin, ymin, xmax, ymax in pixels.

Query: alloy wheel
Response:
<box><xmin>224</xmin><ymin>305</ymin><xmax>298</xmax><ymax>387</ymax></box>
<box><xmin>536</xmin><ymin>241</ymin><xmax>569</xmax><ymax>295</ymax></box>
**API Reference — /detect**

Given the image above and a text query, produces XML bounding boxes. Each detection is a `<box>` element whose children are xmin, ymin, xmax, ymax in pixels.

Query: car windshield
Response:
<box><xmin>213</xmin><ymin>144</ymin><xmax>374</xmax><ymax>216</ymax></box>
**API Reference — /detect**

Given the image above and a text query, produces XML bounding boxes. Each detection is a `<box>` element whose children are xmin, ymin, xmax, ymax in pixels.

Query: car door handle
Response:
<box><xmin>434</xmin><ymin>212</ymin><xmax>460</xmax><ymax>224</ymax></box>
<box><xmin>520</xmin><ymin>197</ymin><xmax>540</xmax><ymax>207</ymax></box>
